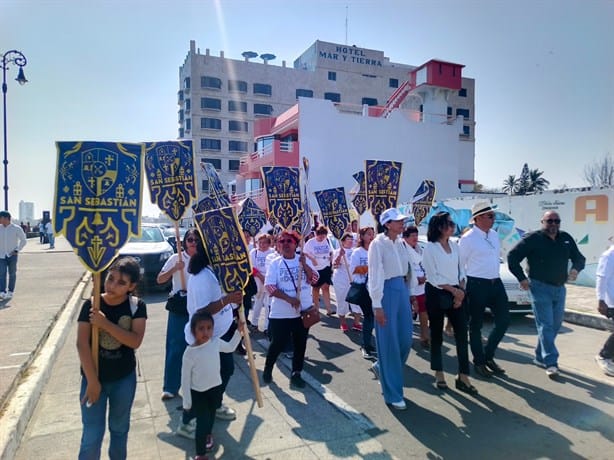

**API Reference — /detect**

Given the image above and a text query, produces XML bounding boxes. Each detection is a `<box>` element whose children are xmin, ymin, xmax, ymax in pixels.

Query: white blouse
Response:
<box><xmin>367</xmin><ymin>233</ymin><xmax>411</xmax><ymax>310</ymax></box>
<box><xmin>422</xmin><ymin>240</ymin><xmax>466</xmax><ymax>289</ymax></box>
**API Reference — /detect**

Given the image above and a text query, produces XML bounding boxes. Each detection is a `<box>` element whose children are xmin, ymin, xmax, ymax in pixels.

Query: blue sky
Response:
<box><xmin>2</xmin><ymin>0</ymin><xmax>612</xmax><ymax>219</ymax></box>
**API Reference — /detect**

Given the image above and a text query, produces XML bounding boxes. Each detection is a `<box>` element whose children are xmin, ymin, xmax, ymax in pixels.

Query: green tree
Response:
<box><xmin>528</xmin><ymin>168</ymin><xmax>550</xmax><ymax>192</ymax></box>
<box><xmin>517</xmin><ymin>163</ymin><xmax>531</xmax><ymax>195</ymax></box>
<box><xmin>502</xmin><ymin>175</ymin><xmax>519</xmax><ymax>195</ymax></box>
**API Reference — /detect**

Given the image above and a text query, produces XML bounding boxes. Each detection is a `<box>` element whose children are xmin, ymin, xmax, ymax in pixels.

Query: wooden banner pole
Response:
<box><xmin>237</xmin><ymin>305</ymin><xmax>263</xmax><ymax>408</ymax></box>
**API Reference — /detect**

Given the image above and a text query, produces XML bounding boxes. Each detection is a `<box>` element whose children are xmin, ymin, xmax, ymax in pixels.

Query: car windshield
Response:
<box><xmin>129</xmin><ymin>227</ymin><xmax>165</xmax><ymax>243</ymax></box>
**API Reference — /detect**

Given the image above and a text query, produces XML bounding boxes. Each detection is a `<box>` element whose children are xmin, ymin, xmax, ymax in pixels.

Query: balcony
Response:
<box><xmin>239</xmin><ymin>140</ymin><xmax>299</xmax><ymax>175</ymax></box>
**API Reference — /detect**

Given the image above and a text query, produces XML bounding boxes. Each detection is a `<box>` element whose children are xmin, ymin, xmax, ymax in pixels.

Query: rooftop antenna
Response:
<box><xmin>345</xmin><ymin>5</ymin><xmax>348</xmax><ymax>45</ymax></box>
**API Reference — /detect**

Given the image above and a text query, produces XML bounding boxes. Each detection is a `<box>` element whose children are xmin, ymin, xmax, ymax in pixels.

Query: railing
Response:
<box><xmin>232</xmin><ymin>187</ymin><xmax>265</xmax><ymax>202</ymax></box>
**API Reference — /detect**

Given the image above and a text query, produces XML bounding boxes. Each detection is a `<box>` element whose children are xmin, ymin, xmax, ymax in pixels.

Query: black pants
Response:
<box><xmin>466</xmin><ymin>276</ymin><xmax>510</xmax><ymax>365</ymax></box>
<box><xmin>600</xmin><ymin>332</ymin><xmax>614</xmax><ymax>359</ymax></box>
<box><xmin>183</xmin><ymin>385</ymin><xmax>222</xmax><ymax>456</ymax></box>
<box><xmin>265</xmin><ymin>317</ymin><xmax>309</xmax><ymax>374</ymax></box>
<box><xmin>425</xmin><ymin>283</ymin><xmax>470</xmax><ymax>375</ymax></box>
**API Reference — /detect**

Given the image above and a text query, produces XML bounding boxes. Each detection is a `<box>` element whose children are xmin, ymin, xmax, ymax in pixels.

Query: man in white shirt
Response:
<box><xmin>595</xmin><ymin>244</ymin><xmax>614</xmax><ymax>376</ymax></box>
<box><xmin>0</xmin><ymin>211</ymin><xmax>27</xmax><ymax>300</ymax></box>
<box><xmin>459</xmin><ymin>202</ymin><xmax>510</xmax><ymax>378</ymax></box>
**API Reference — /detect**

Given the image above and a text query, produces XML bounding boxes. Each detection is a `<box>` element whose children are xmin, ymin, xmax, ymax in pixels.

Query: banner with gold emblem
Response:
<box><xmin>411</xmin><ymin>179</ymin><xmax>436</xmax><ymax>226</ymax></box>
<box><xmin>365</xmin><ymin>160</ymin><xmax>403</xmax><ymax>223</ymax></box>
<box><xmin>144</xmin><ymin>141</ymin><xmax>196</xmax><ymax>221</ymax></box>
<box><xmin>201</xmin><ymin>161</ymin><xmax>232</xmax><ymax>208</ymax></box>
<box><xmin>351</xmin><ymin>171</ymin><xmax>367</xmax><ymax>216</ymax></box>
<box><xmin>314</xmin><ymin>187</ymin><xmax>350</xmax><ymax>240</ymax></box>
<box><xmin>238</xmin><ymin>197</ymin><xmax>267</xmax><ymax>237</ymax></box>
<box><xmin>54</xmin><ymin>141</ymin><xmax>143</xmax><ymax>273</ymax></box>
<box><xmin>261</xmin><ymin>166</ymin><xmax>303</xmax><ymax>230</ymax></box>
<box><xmin>194</xmin><ymin>207</ymin><xmax>251</xmax><ymax>293</ymax></box>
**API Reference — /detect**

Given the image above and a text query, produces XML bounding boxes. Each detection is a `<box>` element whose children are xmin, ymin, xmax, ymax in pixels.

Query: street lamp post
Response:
<box><xmin>1</xmin><ymin>50</ymin><xmax>28</xmax><ymax>212</ymax></box>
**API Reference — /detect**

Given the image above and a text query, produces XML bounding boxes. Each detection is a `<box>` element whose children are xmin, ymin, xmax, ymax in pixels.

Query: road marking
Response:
<box><xmin>9</xmin><ymin>352</ymin><xmax>31</xmax><ymax>357</ymax></box>
<box><xmin>0</xmin><ymin>365</ymin><xmax>21</xmax><ymax>370</ymax></box>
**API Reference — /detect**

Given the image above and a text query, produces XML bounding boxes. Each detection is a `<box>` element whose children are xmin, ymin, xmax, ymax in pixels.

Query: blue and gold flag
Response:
<box><xmin>144</xmin><ymin>141</ymin><xmax>196</xmax><ymax>221</ymax></box>
<box><xmin>54</xmin><ymin>141</ymin><xmax>143</xmax><ymax>273</ymax></box>
<box><xmin>194</xmin><ymin>207</ymin><xmax>251</xmax><ymax>293</ymax></box>
<box><xmin>238</xmin><ymin>198</ymin><xmax>267</xmax><ymax>237</ymax></box>
<box><xmin>314</xmin><ymin>188</ymin><xmax>350</xmax><ymax>240</ymax></box>
<box><xmin>411</xmin><ymin>179</ymin><xmax>436</xmax><ymax>226</ymax></box>
<box><xmin>365</xmin><ymin>160</ymin><xmax>403</xmax><ymax>223</ymax></box>
<box><xmin>201</xmin><ymin>161</ymin><xmax>232</xmax><ymax>208</ymax></box>
<box><xmin>262</xmin><ymin>166</ymin><xmax>303</xmax><ymax>230</ymax></box>
<box><xmin>351</xmin><ymin>171</ymin><xmax>367</xmax><ymax>216</ymax></box>
<box><xmin>192</xmin><ymin>196</ymin><xmax>219</xmax><ymax>214</ymax></box>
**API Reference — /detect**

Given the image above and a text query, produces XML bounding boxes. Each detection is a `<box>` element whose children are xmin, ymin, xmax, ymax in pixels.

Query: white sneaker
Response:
<box><xmin>4</xmin><ymin>291</ymin><xmax>12</xmax><ymax>299</ymax></box>
<box><xmin>175</xmin><ymin>423</ymin><xmax>195</xmax><ymax>440</ymax></box>
<box><xmin>0</xmin><ymin>292</ymin><xmax>5</xmax><ymax>300</ymax></box>
<box><xmin>546</xmin><ymin>366</ymin><xmax>559</xmax><ymax>378</ymax></box>
<box><xmin>595</xmin><ymin>355</ymin><xmax>614</xmax><ymax>377</ymax></box>
<box><xmin>215</xmin><ymin>404</ymin><xmax>236</xmax><ymax>420</ymax></box>
<box><xmin>390</xmin><ymin>400</ymin><xmax>407</xmax><ymax>410</ymax></box>
<box><xmin>160</xmin><ymin>391</ymin><xmax>175</xmax><ymax>401</ymax></box>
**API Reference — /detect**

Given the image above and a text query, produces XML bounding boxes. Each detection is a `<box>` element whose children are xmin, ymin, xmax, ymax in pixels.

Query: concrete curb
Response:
<box><xmin>565</xmin><ymin>311</ymin><xmax>613</xmax><ymax>331</ymax></box>
<box><xmin>0</xmin><ymin>273</ymin><xmax>90</xmax><ymax>460</ymax></box>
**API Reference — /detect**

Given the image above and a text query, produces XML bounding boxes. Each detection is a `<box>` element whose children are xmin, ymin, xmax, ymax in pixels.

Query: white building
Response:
<box><xmin>18</xmin><ymin>200</ymin><xmax>34</xmax><ymax>224</ymax></box>
<box><xmin>178</xmin><ymin>40</ymin><xmax>475</xmax><ymax>195</ymax></box>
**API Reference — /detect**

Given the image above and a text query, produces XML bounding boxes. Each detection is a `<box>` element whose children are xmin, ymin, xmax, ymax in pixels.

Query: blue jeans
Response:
<box><xmin>48</xmin><ymin>232</ymin><xmax>55</xmax><ymax>247</ymax></box>
<box><xmin>529</xmin><ymin>279</ymin><xmax>566</xmax><ymax>367</ymax></box>
<box><xmin>0</xmin><ymin>254</ymin><xmax>18</xmax><ymax>293</ymax></box>
<box><xmin>374</xmin><ymin>277</ymin><xmax>412</xmax><ymax>405</ymax></box>
<box><xmin>163</xmin><ymin>312</ymin><xmax>188</xmax><ymax>395</ymax></box>
<box><xmin>79</xmin><ymin>371</ymin><xmax>137</xmax><ymax>460</ymax></box>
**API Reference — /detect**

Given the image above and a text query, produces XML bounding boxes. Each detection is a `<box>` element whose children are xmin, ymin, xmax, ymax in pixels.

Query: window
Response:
<box><xmin>178</xmin><ymin>90</ymin><xmax>184</xmax><ymax>101</ymax></box>
<box><xmin>228</xmin><ymin>160</ymin><xmax>240</xmax><ymax>171</ymax></box>
<box><xmin>229</xmin><ymin>120</ymin><xmax>248</xmax><ymax>132</ymax></box>
<box><xmin>389</xmin><ymin>78</ymin><xmax>399</xmax><ymax>88</ymax></box>
<box><xmin>201</xmin><ymin>138</ymin><xmax>221</xmax><ymax>151</ymax></box>
<box><xmin>201</xmin><ymin>76</ymin><xmax>222</xmax><ymax>89</ymax></box>
<box><xmin>228</xmin><ymin>100</ymin><xmax>247</xmax><ymax>112</ymax></box>
<box><xmin>462</xmin><ymin>125</ymin><xmax>470</xmax><ymax>137</ymax></box>
<box><xmin>185</xmin><ymin>99</ymin><xmax>191</xmax><ymax>111</ymax></box>
<box><xmin>456</xmin><ymin>108</ymin><xmax>470</xmax><ymax>119</ymax></box>
<box><xmin>253</xmin><ymin>83</ymin><xmax>272</xmax><ymax>96</ymax></box>
<box><xmin>361</xmin><ymin>97</ymin><xmax>378</xmax><ymax>106</ymax></box>
<box><xmin>328</xmin><ymin>71</ymin><xmax>336</xmax><ymax>81</ymax></box>
<box><xmin>459</xmin><ymin>88</ymin><xmax>467</xmax><ymax>97</ymax></box>
<box><xmin>179</xmin><ymin>128</ymin><xmax>184</xmax><ymax>138</ymax></box>
<box><xmin>229</xmin><ymin>140</ymin><xmax>248</xmax><ymax>152</ymax></box>
<box><xmin>254</xmin><ymin>103</ymin><xmax>273</xmax><ymax>115</ymax></box>
<box><xmin>203</xmin><ymin>158</ymin><xmax>221</xmax><ymax>170</ymax></box>
<box><xmin>185</xmin><ymin>118</ymin><xmax>191</xmax><ymax>131</ymax></box>
<box><xmin>296</xmin><ymin>89</ymin><xmax>313</xmax><ymax>99</ymax></box>
<box><xmin>228</xmin><ymin>79</ymin><xmax>247</xmax><ymax>92</ymax></box>
<box><xmin>201</xmin><ymin>97</ymin><xmax>221</xmax><ymax>110</ymax></box>
<box><xmin>201</xmin><ymin>117</ymin><xmax>221</xmax><ymax>130</ymax></box>
<box><xmin>184</xmin><ymin>77</ymin><xmax>190</xmax><ymax>89</ymax></box>
<box><xmin>324</xmin><ymin>92</ymin><xmax>341</xmax><ymax>103</ymax></box>
<box><xmin>178</xmin><ymin>110</ymin><xmax>184</xmax><ymax>122</ymax></box>
<box><xmin>447</xmin><ymin>107</ymin><xmax>453</xmax><ymax>116</ymax></box>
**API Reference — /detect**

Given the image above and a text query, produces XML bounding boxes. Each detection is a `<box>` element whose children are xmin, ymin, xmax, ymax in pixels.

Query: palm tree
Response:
<box><xmin>528</xmin><ymin>168</ymin><xmax>550</xmax><ymax>193</ymax></box>
<box><xmin>502</xmin><ymin>175</ymin><xmax>519</xmax><ymax>195</ymax></box>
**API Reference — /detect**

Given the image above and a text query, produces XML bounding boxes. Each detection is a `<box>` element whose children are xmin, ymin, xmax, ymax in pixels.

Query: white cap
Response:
<box><xmin>379</xmin><ymin>208</ymin><xmax>409</xmax><ymax>226</ymax></box>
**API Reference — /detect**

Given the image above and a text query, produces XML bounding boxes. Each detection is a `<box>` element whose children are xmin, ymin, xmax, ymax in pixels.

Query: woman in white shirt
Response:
<box><xmin>157</xmin><ymin>229</ymin><xmax>200</xmax><ymax>401</ymax></box>
<box><xmin>349</xmin><ymin>227</ymin><xmax>375</xmax><ymax>359</ymax></box>
<box><xmin>303</xmin><ymin>225</ymin><xmax>334</xmax><ymax>316</ymax></box>
<box><xmin>263</xmin><ymin>230</ymin><xmax>318</xmax><ymax>389</ymax></box>
<box><xmin>332</xmin><ymin>233</ymin><xmax>361</xmax><ymax>332</ymax></box>
<box><xmin>422</xmin><ymin>212</ymin><xmax>477</xmax><ymax>395</ymax></box>
<box><xmin>367</xmin><ymin>208</ymin><xmax>413</xmax><ymax>411</ymax></box>
<box><xmin>249</xmin><ymin>233</ymin><xmax>275</xmax><ymax>331</ymax></box>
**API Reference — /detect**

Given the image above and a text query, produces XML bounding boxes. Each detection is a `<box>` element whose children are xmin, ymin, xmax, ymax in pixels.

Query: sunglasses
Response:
<box><xmin>447</xmin><ymin>221</ymin><xmax>456</xmax><ymax>227</ymax></box>
<box><xmin>544</xmin><ymin>219</ymin><xmax>561</xmax><ymax>224</ymax></box>
<box><xmin>278</xmin><ymin>238</ymin><xmax>296</xmax><ymax>244</ymax></box>
<box><xmin>186</xmin><ymin>237</ymin><xmax>198</xmax><ymax>243</ymax></box>
<box><xmin>482</xmin><ymin>213</ymin><xmax>495</xmax><ymax>219</ymax></box>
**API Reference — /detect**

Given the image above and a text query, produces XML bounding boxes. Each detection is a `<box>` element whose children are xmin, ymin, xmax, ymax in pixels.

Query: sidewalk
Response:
<box><xmin>0</xmin><ymin>236</ymin><xmax>611</xmax><ymax>459</ymax></box>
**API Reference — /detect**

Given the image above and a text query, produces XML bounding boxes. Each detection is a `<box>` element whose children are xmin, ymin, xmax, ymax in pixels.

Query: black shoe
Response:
<box><xmin>474</xmin><ymin>364</ymin><xmax>493</xmax><ymax>379</ymax></box>
<box><xmin>455</xmin><ymin>378</ymin><xmax>478</xmax><ymax>395</ymax></box>
<box><xmin>235</xmin><ymin>343</ymin><xmax>247</xmax><ymax>356</ymax></box>
<box><xmin>485</xmin><ymin>359</ymin><xmax>506</xmax><ymax>375</ymax></box>
<box><xmin>262</xmin><ymin>368</ymin><xmax>272</xmax><ymax>384</ymax></box>
<box><xmin>290</xmin><ymin>372</ymin><xmax>306</xmax><ymax>389</ymax></box>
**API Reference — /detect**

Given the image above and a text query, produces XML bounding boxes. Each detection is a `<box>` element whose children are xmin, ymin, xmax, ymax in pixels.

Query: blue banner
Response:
<box><xmin>262</xmin><ymin>166</ymin><xmax>303</xmax><ymax>230</ymax></box>
<box><xmin>351</xmin><ymin>171</ymin><xmax>367</xmax><ymax>216</ymax></box>
<box><xmin>411</xmin><ymin>179</ymin><xmax>436</xmax><ymax>226</ymax></box>
<box><xmin>192</xmin><ymin>196</ymin><xmax>219</xmax><ymax>214</ymax></box>
<box><xmin>144</xmin><ymin>140</ymin><xmax>196</xmax><ymax>221</ymax></box>
<box><xmin>365</xmin><ymin>160</ymin><xmax>403</xmax><ymax>223</ymax></box>
<box><xmin>54</xmin><ymin>141</ymin><xmax>143</xmax><ymax>273</ymax></box>
<box><xmin>314</xmin><ymin>187</ymin><xmax>351</xmax><ymax>240</ymax></box>
<box><xmin>201</xmin><ymin>162</ymin><xmax>231</xmax><ymax>208</ymax></box>
<box><xmin>238</xmin><ymin>197</ymin><xmax>267</xmax><ymax>237</ymax></box>
<box><xmin>194</xmin><ymin>207</ymin><xmax>251</xmax><ymax>293</ymax></box>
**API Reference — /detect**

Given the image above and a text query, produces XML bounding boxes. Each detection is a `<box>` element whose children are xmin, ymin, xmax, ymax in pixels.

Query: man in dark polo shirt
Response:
<box><xmin>507</xmin><ymin>210</ymin><xmax>585</xmax><ymax>378</ymax></box>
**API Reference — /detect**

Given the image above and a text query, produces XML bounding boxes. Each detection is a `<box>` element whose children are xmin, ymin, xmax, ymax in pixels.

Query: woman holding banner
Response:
<box><xmin>262</xmin><ymin>230</ymin><xmax>318</xmax><ymax>388</ymax></box>
<box><xmin>157</xmin><ymin>228</ymin><xmax>200</xmax><ymax>401</ymax></box>
<box><xmin>182</xmin><ymin>238</ymin><xmax>243</xmax><ymax>432</ymax></box>
<box><xmin>303</xmin><ymin>225</ymin><xmax>334</xmax><ymax>316</ymax></box>
<box><xmin>333</xmin><ymin>232</ymin><xmax>361</xmax><ymax>332</ymax></box>
<box><xmin>368</xmin><ymin>208</ymin><xmax>413</xmax><ymax>410</ymax></box>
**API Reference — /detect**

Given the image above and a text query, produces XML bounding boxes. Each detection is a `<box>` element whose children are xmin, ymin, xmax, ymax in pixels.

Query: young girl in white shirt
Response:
<box><xmin>181</xmin><ymin>311</ymin><xmax>242</xmax><ymax>460</ymax></box>
<box><xmin>249</xmin><ymin>233</ymin><xmax>275</xmax><ymax>331</ymax></box>
<box><xmin>332</xmin><ymin>232</ymin><xmax>361</xmax><ymax>332</ymax></box>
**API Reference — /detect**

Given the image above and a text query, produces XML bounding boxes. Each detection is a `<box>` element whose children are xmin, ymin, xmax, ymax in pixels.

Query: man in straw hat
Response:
<box><xmin>459</xmin><ymin>201</ymin><xmax>510</xmax><ymax>379</ymax></box>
